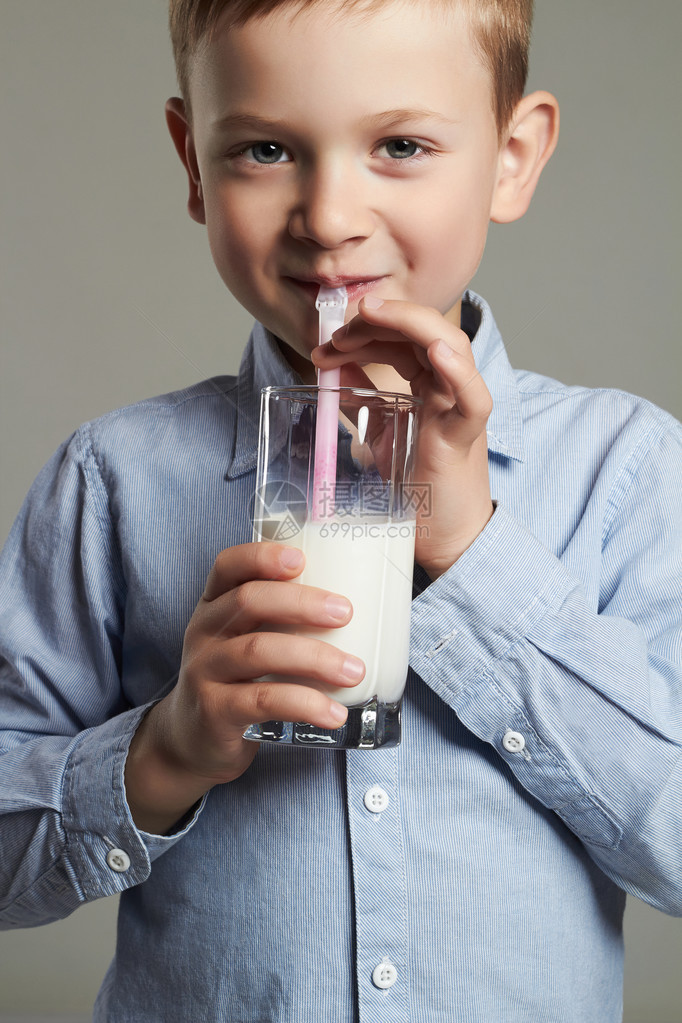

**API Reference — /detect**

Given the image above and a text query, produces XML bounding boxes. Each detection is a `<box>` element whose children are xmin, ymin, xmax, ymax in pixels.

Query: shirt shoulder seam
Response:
<box><xmin>74</xmin><ymin>424</ymin><xmax>127</xmax><ymax>599</ymax></box>
<box><xmin>602</xmin><ymin>413</ymin><xmax>679</xmax><ymax>546</ymax></box>
<box><xmin>84</xmin><ymin>376</ymin><xmax>240</xmax><ymax>430</ymax></box>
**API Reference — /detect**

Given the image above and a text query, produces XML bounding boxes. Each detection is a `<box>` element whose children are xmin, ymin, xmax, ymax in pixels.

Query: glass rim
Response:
<box><xmin>261</xmin><ymin>384</ymin><xmax>423</xmax><ymax>408</ymax></box>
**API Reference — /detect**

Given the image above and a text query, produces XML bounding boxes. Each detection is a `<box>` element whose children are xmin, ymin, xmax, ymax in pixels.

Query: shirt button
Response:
<box><xmin>364</xmin><ymin>786</ymin><xmax>390</xmax><ymax>813</ymax></box>
<box><xmin>502</xmin><ymin>729</ymin><xmax>526</xmax><ymax>753</ymax></box>
<box><xmin>372</xmin><ymin>958</ymin><xmax>398</xmax><ymax>989</ymax></box>
<box><xmin>106</xmin><ymin>848</ymin><xmax>131</xmax><ymax>873</ymax></box>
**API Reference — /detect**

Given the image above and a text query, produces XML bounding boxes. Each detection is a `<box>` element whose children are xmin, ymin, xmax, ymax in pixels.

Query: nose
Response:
<box><xmin>288</xmin><ymin>159</ymin><xmax>374</xmax><ymax>248</ymax></box>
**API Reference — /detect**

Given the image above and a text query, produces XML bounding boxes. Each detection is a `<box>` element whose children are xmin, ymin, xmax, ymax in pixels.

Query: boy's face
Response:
<box><xmin>179</xmin><ymin>1</ymin><xmax>504</xmax><ymax>372</ymax></box>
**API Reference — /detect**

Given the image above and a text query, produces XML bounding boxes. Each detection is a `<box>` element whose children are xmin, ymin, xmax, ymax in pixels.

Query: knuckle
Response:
<box><xmin>310</xmin><ymin>641</ymin><xmax>333</xmax><ymax>680</ymax></box>
<box><xmin>255</xmin><ymin>541</ymin><xmax>282</xmax><ymax>575</ymax></box>
<box><xmin>290</xmin><ymin>582</ymin><xmax>310</xmax><ymax>616</ymax></box>
<box><xmin>182</xmin><ymin>612</ymin><xmax>213</xmax><ymax>657</ymax></box>
<box><xmin>479</xmin><ymin>391</ymin><xmax>494</xmax><ymax>418</ymax></box>
<box><xmin>296</xmin><ymin>686</ymin><xmax>321</xmax><ymax>720</ymax></box>
<box><xmin>252</xmin><ymin>681</ymin><xmax>275</xmax><ymax>717</ymax></box>
<box><xmin>242</xmin><ymin>631</ymin><xmax>265</xmax><ymax>663</ymax></box>
<box><xmin>232</xmin><ymin>580</ymin><xmax>258</xmax><ymax>613</ymax></box>
<box><xmin>183</xmin><ymin>615</ymin><xmax>199</xmax><ymax>646</ymax></box>
<box><xmin>213</xmin><ymin>546</ymin><xmax>234</xmax><ymax>577</ymax></box>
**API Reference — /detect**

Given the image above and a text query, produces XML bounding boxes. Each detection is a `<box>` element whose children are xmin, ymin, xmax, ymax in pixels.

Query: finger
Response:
<box><xmin>214</xmin><ymin>678</ymin><xmax>350</xmax><ymax>730</ymax></box>
<box><xmin>338</xmin><ymin>297</ymin><xmax>472</xmax><ymax>356</ymax></box>
<box><xmin>316</xmin><ymin>329</ymin><xmax>475</xmax><ymax>408</ymax></box>
<box><xmin>426</xmin><ymin>338</ymin><xmax>493</xmax><ymax>423</ymax></box>
<box><xmin>200</xmin><ymin>579</ymin><xmax>353</xmax><ymax>639</ymax></box>
<box><xmin>203</xmin><ymin>541</ymin><xmax>305</xmax><ymax>602</ymax></box>
<box><xmin>196</xmin><ymin>630</ymin><xmax>366</xmax><ymax>692</ymax></box>
<box><xmin>313</xmin><ymin>337</ymin><xmax>426</xmax><ymax>382</ymax></box>
<box><xmin>338</xmin><ymin>362</ymin><xmax>376</xmax><ymax>390</ymax></box>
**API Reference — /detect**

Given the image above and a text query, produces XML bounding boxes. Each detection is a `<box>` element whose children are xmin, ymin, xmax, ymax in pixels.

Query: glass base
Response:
<box><xmin>242</xmin><ymin>697</ymin><xmax>401</xmax><ymax>750</ymax></box>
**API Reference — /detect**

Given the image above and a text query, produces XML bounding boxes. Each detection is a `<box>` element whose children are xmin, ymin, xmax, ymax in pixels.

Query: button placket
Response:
<box><xmin>345</xmin><ymin>749</ymin><xmax>409</xmax><ymax>1021</ymax></box>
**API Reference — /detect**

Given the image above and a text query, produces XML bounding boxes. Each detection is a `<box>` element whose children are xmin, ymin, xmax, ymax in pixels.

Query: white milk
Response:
<box><xmin>266</xmin><ymin>517</ymin><xmax>415</xmax><ymax>705</ymax></box>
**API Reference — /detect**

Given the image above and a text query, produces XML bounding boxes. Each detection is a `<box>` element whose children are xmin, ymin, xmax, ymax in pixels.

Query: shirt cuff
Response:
<box><xmin>411</xmin><ymin>503</ymin><xmax>569</xmax><ymax>691</ymax></box>
<box><xmin>410</xmin><ymin>503</ymin><xmax>622</xmax><ymax>851</ymax></box>
<box><xmin>60</xmin><ymin>703</ymin><xmax>205</xmax><ymax>901</ymax></box>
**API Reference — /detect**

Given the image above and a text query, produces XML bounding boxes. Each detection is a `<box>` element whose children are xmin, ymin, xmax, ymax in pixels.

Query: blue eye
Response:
<box><xmin>248</xmin><ymin>142</ymin><xmax>288</xmax><ymax>164</ymax></box>
<box><xmin>384</xmin><ymin>139</ymin><xmax>420</xmax><ymax>159</ymax></box>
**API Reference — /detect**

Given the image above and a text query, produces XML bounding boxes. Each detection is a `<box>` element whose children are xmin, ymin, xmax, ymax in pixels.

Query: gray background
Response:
<box><xmin>0</xmin><ymin>0</ymin><xmax>680</xmax><ymax>1019</ymax></box>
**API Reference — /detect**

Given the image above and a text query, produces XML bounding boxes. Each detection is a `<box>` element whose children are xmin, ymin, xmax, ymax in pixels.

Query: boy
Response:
<box><xmin>0</xmin><ymin>1</ymin><xmax>680</xmax><ymax>1020</ymax></box>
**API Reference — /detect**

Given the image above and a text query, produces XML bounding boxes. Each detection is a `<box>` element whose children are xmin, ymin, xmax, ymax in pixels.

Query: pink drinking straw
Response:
<box><xmin>312</xmin><ymin>285</ymin><xmax>348</xmax><ymax>520</ymax></box>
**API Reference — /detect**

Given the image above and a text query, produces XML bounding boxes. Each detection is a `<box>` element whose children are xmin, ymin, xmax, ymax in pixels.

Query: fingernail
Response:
<box><xmin>325</xmin><ymin>595</ymin><xmax>352</xmax><ymax>621</ymax></box>
<box><xmin>435</xmin><ymin>338</ymin><xmax>453</xmax><ymax>359</ymax></box>
<box><xmin>363</xmin><ymin>295</ymin><xmax>384</xmax><ymax>309</ymax></box>
<box><xmin>328</xmin><ymin>701</ymin><xmax>348</xmax><ymax>725</ymax></box>
<box><xmin>280</xmin><ymin>547</ymin><xmax>304</xmax><ymax>569</ymax></box>
<box><xmin>341</xmin><ymin>656</ymin><xmax>365</xmax><ymax>682</ymax></box>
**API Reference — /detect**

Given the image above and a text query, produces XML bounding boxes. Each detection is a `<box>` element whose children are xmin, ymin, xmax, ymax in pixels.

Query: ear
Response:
<box><xmin>165</xmin><ymin>97</ymin><xmax>206</xmax><ymax>225</ymax></box>
<box><xmin>490</xmin><ymin>91</ymin><xmax>559</xmax><ymax>224</ymax></box>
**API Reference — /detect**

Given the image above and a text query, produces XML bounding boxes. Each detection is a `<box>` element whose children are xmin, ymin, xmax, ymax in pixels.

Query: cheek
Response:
<box><xmin>201</xmin><ymin>189</ymin><xmax>293</xmax><ymax>328</ymax></box>
<box><xmin>412</xmin><ymin>196</ymin><xmax>488</xmax><ymax>275</ymax></box>
<box><xmin>203</xmin><ymin>191</ymin><xmax>265</xmax><ymax>284</ymax></box>
<box><xmin>430</xmin><ymin>167</ymin><xmax>496</xmax><ymax>260</ymax></box>
<box><xmin>397</xmin><ymin>181</ymin><xmax>492</xmax><ymax>311</ymax></box>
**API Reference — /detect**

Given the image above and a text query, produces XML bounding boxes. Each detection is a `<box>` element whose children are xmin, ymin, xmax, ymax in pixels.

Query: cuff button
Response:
<box><xmin>106</xmin><ymin>848</ymin><xmax>131</xmax><ymax>873</ymax></box>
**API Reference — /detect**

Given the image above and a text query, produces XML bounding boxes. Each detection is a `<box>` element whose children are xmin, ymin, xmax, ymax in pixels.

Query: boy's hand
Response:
<box><xmin>124</xmin><ymin>542</ymin><xmax>361</xmax><ymax>833</ymax></box>
<box><xmin>312</xmin><ymin>296</ymin><xmax>494</xmax><ymax>578</ymax></box>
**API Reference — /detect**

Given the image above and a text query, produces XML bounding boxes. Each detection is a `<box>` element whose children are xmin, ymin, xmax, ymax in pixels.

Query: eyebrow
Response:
<box><xmin>211</xmin><ymin>108</ymin><xmax>460</xmax><ymax>134</ymax></box>
<box><xmin>212</xmin><ymin>113</ymin><xmax>291</xmax><ymax>134</ymax></box>
<box><xmin>360</xmin><ymin>108</ymin><xmax>461</xmax><ymax>130</ymax></box>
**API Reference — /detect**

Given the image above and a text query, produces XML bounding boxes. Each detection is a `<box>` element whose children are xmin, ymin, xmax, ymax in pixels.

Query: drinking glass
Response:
<box><xmin>244</xmin><ymin>385</ymin><xmax>422</xmax><ymax>749</ymax></box>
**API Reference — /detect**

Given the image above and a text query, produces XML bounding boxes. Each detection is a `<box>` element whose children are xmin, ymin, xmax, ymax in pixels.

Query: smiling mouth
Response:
<box><xmin>286</xmin><ymin>276</ymin><xmax>386</xmax><ymax>303</ymax></box>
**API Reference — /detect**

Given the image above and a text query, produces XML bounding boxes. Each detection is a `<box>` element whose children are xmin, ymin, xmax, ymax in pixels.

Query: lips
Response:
<box><xmin>285</xmin><ymin>275</ymin><xmax>386</xmax><ymax>304</ymax></box>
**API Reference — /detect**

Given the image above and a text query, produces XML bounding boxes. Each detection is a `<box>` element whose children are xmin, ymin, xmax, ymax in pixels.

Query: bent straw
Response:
<box><xmin>312</xmin><ymin>285</ymin><xmax>348</xmax><ymax>520</ymax></box>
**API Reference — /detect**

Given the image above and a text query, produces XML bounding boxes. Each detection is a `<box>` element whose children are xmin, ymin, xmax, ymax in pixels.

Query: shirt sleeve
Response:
<box><xmin>410</xmin><ymin>422</ymin><xmax>682</xmax><ymax>915</ymax></box>
<box><xmin>0</xmin><ymin>430</ymin><xmax>203</xmax><ymax>930</ymax></box>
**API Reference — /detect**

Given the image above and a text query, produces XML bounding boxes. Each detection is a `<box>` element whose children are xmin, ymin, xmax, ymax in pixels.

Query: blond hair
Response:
<box><xmin>169</xmin><ymin>0</ymin><xmax>533</xmax><ymax>138</ymax></box>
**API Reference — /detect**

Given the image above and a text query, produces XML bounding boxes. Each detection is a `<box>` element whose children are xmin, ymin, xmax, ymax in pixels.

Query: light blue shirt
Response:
<box><xmin>1</xmin><ymin>293</ymin><xmax>681</xmax><ymax>1022</ymax></box>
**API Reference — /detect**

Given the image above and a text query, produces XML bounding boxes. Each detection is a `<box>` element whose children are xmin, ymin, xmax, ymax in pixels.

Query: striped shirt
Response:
<box><xmin>1</xmin><ymin>292</ymin><xmax>680</xmax><ymax>1021</ymax></box>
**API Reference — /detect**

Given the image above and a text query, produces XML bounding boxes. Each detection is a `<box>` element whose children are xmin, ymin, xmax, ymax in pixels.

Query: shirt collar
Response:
<box><xmin>227</xmin><ymin>323</ymin><xmax>302</xmax><ymax>479</ymax></box>
<box><xmin>225</xmin><ymin>290</ymin><xmax>524</xmax><ymax>479</ymax></box>
<box><xmin>464</xmin><ymin>291</ymin><xmax>525</xmax><ymax>463</ymax></box>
